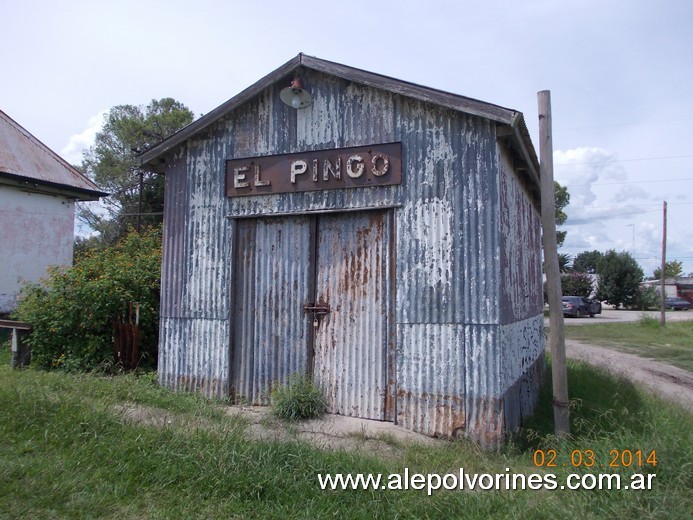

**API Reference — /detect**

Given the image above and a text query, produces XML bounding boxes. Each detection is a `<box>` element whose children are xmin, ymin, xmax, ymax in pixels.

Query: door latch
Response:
<box><xmin>303</xmin><ymin>303</ymin><xmax>331</xmax><ymax>315</ymax></box>
<box><xmin>304</xmin><ymin>302</ymin><xmax>330</xmax><ymax>328</ymax></box>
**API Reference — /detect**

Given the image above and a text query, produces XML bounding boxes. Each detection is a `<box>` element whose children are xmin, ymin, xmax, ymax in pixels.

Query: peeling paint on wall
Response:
<box><xmin>154</xmin><ymin>64</ymin><xmax>544</xmax><ymax>448</ymax></box>
<box><xmin>401</xmin><ymin>197</ymin><xmax>453</xmax><ymax>290</ymax></box>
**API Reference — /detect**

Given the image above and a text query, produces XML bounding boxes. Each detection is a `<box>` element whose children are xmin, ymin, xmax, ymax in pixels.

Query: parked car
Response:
<box><xmin>562</xmin><ymin>296</ymin><xmax>602</xmax><ymax>318</ymax></box>
<box><xmin>665</xmin><ymin>297</ymin><xmax>691</xmax><ymax>310</ymax></box>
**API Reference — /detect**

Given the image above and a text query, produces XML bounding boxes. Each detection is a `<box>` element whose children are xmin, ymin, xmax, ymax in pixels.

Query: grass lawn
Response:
<box><xmin>0</xmin><ymin>345</ymin><xmax>691</xmax><ymax>519</ymax></box>
<box><xmin>564</xmin><ymin>318</ymin><xmax>693</xmax><ymax>372</ymax></box>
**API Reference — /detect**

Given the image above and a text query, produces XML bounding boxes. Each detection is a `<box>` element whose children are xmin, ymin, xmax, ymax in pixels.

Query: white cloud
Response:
<box><xmin>554</xmin><ymin>147</ymin><xmax>629</xmax><ymax>208</ymax></box>
<box><xmin>611</xmin><ymin>184</ymin><xmax>649</xmax><ymax>203</ymax></box>
<box><xmin>60</xmin><ymin>110</ymin><xmax>107</xmax><ymax>165</ymax></box>
<box><xmin>554</xmin><ymin>146</ymin><xmax>673</xmax><ymax>274</ymax></box>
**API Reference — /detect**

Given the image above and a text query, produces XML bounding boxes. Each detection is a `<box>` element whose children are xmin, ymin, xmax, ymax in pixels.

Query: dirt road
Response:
<box><xmin>563</xmin><ymin>339</ymin><xmax>693</xmax><ymax>412</ymax></box>
<box><xmin>552</xmin><ymin>308</ymin><xmax>693</xmax><ymax>325</ymax></box>
<box><xmin>543</xmin><ymin>310</ymin><xmax>693</xmax><ymax>411</ymax></box>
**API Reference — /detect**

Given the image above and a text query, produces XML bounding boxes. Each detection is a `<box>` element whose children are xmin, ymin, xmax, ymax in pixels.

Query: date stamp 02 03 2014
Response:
<box><xmin>532</xmin><ymin>449</ymin><xmax>658</xmax><ymax>469</ymax></box>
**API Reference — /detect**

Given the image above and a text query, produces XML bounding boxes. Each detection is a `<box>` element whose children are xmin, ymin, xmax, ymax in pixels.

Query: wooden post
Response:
<box><xmin>660</xmin><ymin>201</ymin><xmax>667</xmax><ymax>326</ymax></box>
<box><xmin>0</xmin><ymin>320</ymin><xmax>33</xmax><ymax>368</ymax></box>
<box><xmin>538</xmin><ymin>90</ymin><xmax>570</xmax><ymax>437</ymax></box>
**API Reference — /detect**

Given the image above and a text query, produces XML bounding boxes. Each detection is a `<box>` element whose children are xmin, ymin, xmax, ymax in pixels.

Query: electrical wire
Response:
<box><xmin>555</xmin><ymin>154</ymin><xmax>693</xmax><ymax>166</ymax></box>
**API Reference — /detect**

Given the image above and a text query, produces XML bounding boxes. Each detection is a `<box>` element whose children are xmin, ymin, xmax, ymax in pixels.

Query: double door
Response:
<box><xmin>231</xmin><ymin>210</ymin><xmax>393</xmax><ymax>420</ymax></box>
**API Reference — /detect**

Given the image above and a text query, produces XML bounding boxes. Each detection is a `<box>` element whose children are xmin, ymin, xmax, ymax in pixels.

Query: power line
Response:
<box><xmin>566</xmin><ymin>202</ymin><xmax>691</xmax><ymax>211</ymax></box>
<box><xmin>565</xmin><ymin>212</ymin><xmax>657</xmax><ymax>224</ymax></box>
<box><xmin>555</xmin><ymin>154</ymin><xmax>693</xmax><ymax>166</ymax></box>
<box><xmin>556</xmin><ymin>117</ymin><xmax>693</xmax><ymax>131</ymax></box>
<box><xmin>563</xmin><ymin>177</ymin><xmax>693</xmax><ymax>187</ymax></box>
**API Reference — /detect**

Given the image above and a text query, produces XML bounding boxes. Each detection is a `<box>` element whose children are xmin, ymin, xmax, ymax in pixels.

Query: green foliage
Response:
<box><xmin>596</xmin><ymin>250</ymin><xmax>644</xmax><ymax>309</ymax></box>
<box><xmin>560</xmin><ymin>271</ymin><xmax>594</xmax><ymax>297</ymax></box>
<box><xmin>558</xmin><ymin>253</ymin><xmax>572</xmax><ymax>273</ymax></box>
<box><xmin>573</xmin><ymin>250</ymin><xmax>603</xmax><ymax>274</ymax></box>
<box><xmin>270</xmin><ymin>374</ymin><xmax>325</xmax><ymax>421</ymax></box>
<box><xmin>637</xmin><ymin>313</ymin><xmax>661</xmax><ymax>328</ymax></box>
<box><xmin>652</xmin><ymin>260</ymin><xmax>684</xmax><ymax>280</ymax></box>
<box><xmin>79</xmin><ymin>98</ymin><xmax>194</xmax><ymax>243</ymax></box>
<box><xmin>554</xmin><ymin>181</ymin><xmax>570</xmax><ymax>247</ymax></box>
<box><xmin>632</xmin><ymin>285</ymin><xmax>660</xmax><ymax>311</ymax></box>
<box><xmin>15</xmin><ymin>227</ymin><xmax>162</xmax><ymax>371</ymax></box>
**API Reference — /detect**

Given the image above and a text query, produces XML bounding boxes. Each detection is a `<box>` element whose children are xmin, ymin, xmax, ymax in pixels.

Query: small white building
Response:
<box><xmin>0</xmin><ymin>110</ymin><xmax>105</xmax><ymax>314</ymax></box>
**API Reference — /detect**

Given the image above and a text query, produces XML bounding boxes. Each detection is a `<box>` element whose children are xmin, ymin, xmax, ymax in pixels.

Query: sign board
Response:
<box><xmin>226</xmin><ymin>142</ymin><xmax>402</xmax><ymax>197</ymax></box>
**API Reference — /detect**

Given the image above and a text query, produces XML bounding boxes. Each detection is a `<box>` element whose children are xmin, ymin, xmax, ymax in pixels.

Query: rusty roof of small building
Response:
<box><xmin>0</xmin><ymin>109</ymin><xmax>106</xmax><ymax>201</ymax></box>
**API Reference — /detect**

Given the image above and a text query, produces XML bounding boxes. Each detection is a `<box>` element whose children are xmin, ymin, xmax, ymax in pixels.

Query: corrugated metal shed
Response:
<box><xmin>0</xmin><ymin>109</ymin><xmax>105</xmax><ymax>200</ymax></box>
<box><xmin>142</xmin><ymin>54</ymin><xmax>545</xmax><ymax>449</ymax></box>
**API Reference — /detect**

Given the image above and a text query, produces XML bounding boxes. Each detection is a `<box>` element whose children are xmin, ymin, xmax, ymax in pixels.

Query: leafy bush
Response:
<box><xmin>560</xmin><ymin>271</ymin><xmax>594</xmax><ymax>297</ymax></box>
<box><xmin>631</xmin><ymin>285</ymin><xmax>660</xmax><ymax>310</ymax></box>
<box><xmin>15</xmin><ymin>227</ymin><xmax>162</xmax><ymax>371</ymax></box>
<box><xmin>270</xmin><ymin>374</ymin><xmax>325</xmax><ymax>420</ymax></box>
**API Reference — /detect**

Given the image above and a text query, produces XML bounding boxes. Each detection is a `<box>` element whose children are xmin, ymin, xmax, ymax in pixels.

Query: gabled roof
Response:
<box><xmin>140</xmin><ymin>53</ymin><xmax>539</xmax><ymax>187</ymax></box>
<box><xmin>0</xmin><ymin>109</ymin><xmax>106</xmax><ymax>201</ymax></box>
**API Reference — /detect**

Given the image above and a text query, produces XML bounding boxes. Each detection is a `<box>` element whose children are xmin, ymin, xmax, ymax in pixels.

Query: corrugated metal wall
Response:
<box><xmin>157</xmin><ymin>68</ymin><xmax>544</xmax><ymax>447</ymax></box>
<box><xmin>498</xmin><ymin>147</ymin><xmax>545</xmax><ymax>432</ymax></box>
<box><xmin>158</xmin><ymin>141</ymin><xmax>232</xmax><ymax>396</ymax></box>
<box><xmin>313</xmin><ymin>210</ymin><xmax>391</xmax><ymax>420</ymax></box>
<box><xmin>231</xmin><ymin>216</ymin><xmax>313</xmax><ymax>404</ymax></box>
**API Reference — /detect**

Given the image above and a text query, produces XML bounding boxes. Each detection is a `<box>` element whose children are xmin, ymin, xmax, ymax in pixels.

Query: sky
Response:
<box><xmin>2</xmin><ymin>0</ymin><xmax>692</xmax><ymax>276</ymax></box>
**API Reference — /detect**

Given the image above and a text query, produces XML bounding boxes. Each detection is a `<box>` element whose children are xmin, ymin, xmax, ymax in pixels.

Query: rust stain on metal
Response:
<box><xmin>113</xmin><ymin>322</ymin><xmax>141</xmax><ymax>370</ymax></box>
<box><xmin>313</xmin><ymin>210</ymin><xmax>391</xmax><ymax>420</ymax></box>
<box><xmin>396</xmin><ymin>390</ymin><xmax>466</xmax><ymax>438</ymax></box>
<box><xmin>226</xmin><ymin>142</ymin><xmax>402</xmax><ymax>197</ymax></box>
<box><xmin>154</xmin><ymin>63</ymin><xmax>546</xmax><ymax>448</ymax></box>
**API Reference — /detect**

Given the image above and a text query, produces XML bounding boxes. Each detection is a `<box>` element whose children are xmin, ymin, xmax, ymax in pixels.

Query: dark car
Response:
<box><xmin>665</xmin><ymin>297</ymin><xmax>690</xmax><ymax>310</ymax></box>
<box><xmin>562</xmin><ymin>296</ymin><xmax>602</xmax><ymax>318</ymax></box>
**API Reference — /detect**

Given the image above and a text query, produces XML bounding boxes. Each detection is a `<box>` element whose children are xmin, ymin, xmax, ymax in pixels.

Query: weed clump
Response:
<box><xmin>637</xmin><ymin>313</ymin><xmax>660</xmax><ymax>328</ymax></box>
<box><xmin>270</xmin><ymin>374</ymin><xmax>325</xmax><ymax>421</ymax></box>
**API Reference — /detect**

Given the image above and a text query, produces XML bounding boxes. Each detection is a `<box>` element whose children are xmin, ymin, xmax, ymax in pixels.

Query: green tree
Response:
<box><xmin>573</xmin><ymin>250</ymin><xmax>603</xmax><ymax>274</ymax></box>
<box><xmin>15</xmin><ymin>227</ymin><xmax>162</xmax><ymax>371</ymax></box>
<box><xmin>596</xmin><ymin>250</ymin><xmax>644</xmax><ymax>309</ymax></box>
<box><xmin>561</xmin><ymin>271</ymin><xmax>594</xmax><ymax>297</ymax></box>
<box><xmin>554</xmin><ymin>181</ymin><xmax>569</xmax><ymax>248</ymax></box>
<box><xmin>632</xmin><ymin>285</ymin><xmax>660</xmax><ymax>311</ymax></box>
<box><xmin>652</xmin><ymin>260</ymin><xmax>683</xmax><ymax>280</ymax></box>
<box><xmin>79</xmin><ymin>98</ymin><xmax>194</xmax><ymax>243</ymax></box>
<box><xmin>558</xmin><ymin>253</ymin><xmax>572</xmax><ymax>273</ymax></box>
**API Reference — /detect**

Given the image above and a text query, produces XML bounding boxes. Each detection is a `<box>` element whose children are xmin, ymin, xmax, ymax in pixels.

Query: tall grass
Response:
<box><xmin>0</xmin><ymin>345</ymin><xmax>690</xmax><ymax>519</ymax></box>
<box><xmin>270</xmin><ymin>374</ymin><xmax>325</xmax><ymax>420</ymax></box>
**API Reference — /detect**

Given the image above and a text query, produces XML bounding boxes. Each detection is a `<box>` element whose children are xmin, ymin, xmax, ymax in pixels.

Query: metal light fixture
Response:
<box><xmin>280</xmin><ymin>77</ymin><xmax>312</xmax><ymax>109</ymax></box>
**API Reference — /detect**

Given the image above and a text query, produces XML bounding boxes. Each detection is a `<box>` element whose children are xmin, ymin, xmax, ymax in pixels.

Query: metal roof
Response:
<box><xmin>0</xmin><ymin>109</ymin><xmax>106</xmax><ymax>201</ymax></box>
<box><xmin>139</xmin><ymin>53</ymin><xmax>540</xmax><ymax>187</ymax></box>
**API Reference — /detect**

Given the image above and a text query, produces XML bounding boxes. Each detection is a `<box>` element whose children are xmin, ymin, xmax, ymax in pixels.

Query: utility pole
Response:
<box><xmin>660</xmin><ymin>201</ymin><xmax>667</xmax><ymax>326</ymax></box>
<box><xmin>137</xmin><ymin>170</ymin><xmax>144</xmax><ymax>233</ymax></box>
<box><xmin>538</xmin><ymin>90</ymin><xmax>570</xmax><ymax>437</ymax></box>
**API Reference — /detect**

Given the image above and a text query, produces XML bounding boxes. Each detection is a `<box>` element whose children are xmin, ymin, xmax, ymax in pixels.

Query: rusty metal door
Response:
<box><xmin>231</xmin><ymin>216</ymin><xmax>314</xmax><ymax>404</ymax></box>
<box><xmin>311</xmin><ymin>211</ymin><xmax>392</xmax><ymax>420</ymax></box>
<box><xmin>231</xmin><ymin>210</ymin><xmax>392</xmax><ymax>420</ymax></box>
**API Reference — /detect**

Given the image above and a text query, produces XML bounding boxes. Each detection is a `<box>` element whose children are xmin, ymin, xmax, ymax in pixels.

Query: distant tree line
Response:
<box><xmin>559</xmin><ymin>250</ymin><xmax>684</xmax><ymax>310</ymax></box>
